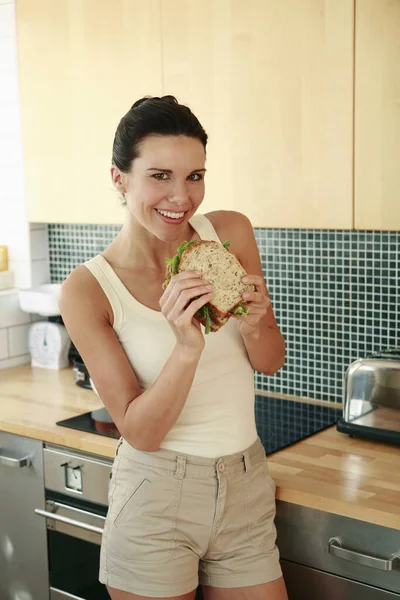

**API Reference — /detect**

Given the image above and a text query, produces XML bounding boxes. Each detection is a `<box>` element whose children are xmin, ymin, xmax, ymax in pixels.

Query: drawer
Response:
<box><xmin>276</xmin><ymin>502</ymin><xmax>400</xmax><ymax>595</ymax></box>
<box><xmin>282</xmin><ymin>560</ymin><xmax>400</xmax><ymax>600</ymax></box>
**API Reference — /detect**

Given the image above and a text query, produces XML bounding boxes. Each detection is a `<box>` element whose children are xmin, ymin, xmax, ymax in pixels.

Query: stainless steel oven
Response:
<box><xmin>35</xmin><ymin>445</ymin><xmax>112</xmax><ymax>599</ymax></box>
<box><xmin>35</xmin><ymin>444</ymin><xmax>205</xmax><ymax>599</ymax></box>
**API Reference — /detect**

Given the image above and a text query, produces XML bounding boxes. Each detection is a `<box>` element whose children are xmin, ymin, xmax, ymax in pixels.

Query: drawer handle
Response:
<box><xmin>0</xmin><ymin>451</ymin><xmax>31</xmax><ymax>468</ymax></box>
<box><xmin>329</xmin><ymin>537</ymin><xmax>400</xmax><ymax>571</ymax></box>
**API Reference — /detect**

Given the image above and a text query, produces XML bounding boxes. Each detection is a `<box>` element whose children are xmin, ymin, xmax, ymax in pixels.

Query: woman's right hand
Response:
<box><xmin>159</xmin><ymin>271</ymin><xmax>212</xmax><ymax>355</ymax></box>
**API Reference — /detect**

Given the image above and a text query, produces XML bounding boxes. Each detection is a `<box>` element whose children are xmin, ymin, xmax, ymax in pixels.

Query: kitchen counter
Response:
<box><xmin>0</xmin><ymin>364</ymin><xmax>117</xmax><ymax>458</ymax></box>
<box><xmin>1</xmin><ymin>365</ymin><xmax>399</xmax><ymax>531</ymax></box>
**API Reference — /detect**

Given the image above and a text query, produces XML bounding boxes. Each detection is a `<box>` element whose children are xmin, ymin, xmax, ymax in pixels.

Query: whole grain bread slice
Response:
<box><xmin>178</xmin><ymin>240</ymin><xmax>254</xmax><ymax>317</ymax></box>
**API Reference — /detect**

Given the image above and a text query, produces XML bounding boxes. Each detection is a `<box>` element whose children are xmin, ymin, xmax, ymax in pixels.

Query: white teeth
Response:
<box><xmin>157</xmin><ymin>209</ymin><xmax>185</xmax><ymax>219</ymax></box>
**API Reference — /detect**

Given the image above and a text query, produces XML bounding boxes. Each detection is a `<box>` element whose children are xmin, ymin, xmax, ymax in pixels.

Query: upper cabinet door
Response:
<box><xmin>354</xmin><ymin>0</ymin><xmax>400</xmax><ymax>231</ymax></box>
<box><xmin>16</xmin><ymin>0</ymin><xmax>162</xmax><ymax>224</ymax></box>
<box><xmin>161</xmin><ymin>0</ymin><xmax>354</xmax><ymax>228</ymax></box>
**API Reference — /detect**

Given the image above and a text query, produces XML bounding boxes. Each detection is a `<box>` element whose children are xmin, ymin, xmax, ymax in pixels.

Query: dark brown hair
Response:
<box><xmin>112</xmin><ymin>95</ymin><xmax>208</xmax><ymax>174</ymax></box>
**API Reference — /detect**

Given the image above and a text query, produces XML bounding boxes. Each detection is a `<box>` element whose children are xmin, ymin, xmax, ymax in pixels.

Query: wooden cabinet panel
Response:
<box><xmin>161</xmin><ymin>0</ymin><xmax>354</xmax><ymax>228</ymax></box>
<box><xmin>16</xmin><ymin>0</ymin><xmax>162</xmax><ymax>224</ymax></box>
<box><xmin>354</xmin><ymin>0</ymin><xmax>400</xmax><ymax>231</ymax></box>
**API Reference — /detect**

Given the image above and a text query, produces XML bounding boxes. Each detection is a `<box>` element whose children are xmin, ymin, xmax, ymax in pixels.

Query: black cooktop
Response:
<box><xmin>56</xmin><ymin>394</ymin><xmax>342</xmax><ymax>456</ymax></box>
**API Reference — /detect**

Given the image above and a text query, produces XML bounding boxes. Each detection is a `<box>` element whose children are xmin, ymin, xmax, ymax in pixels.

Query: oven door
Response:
<box><xmin>36</xmin><ymin>495</ymin><xmax>206</xmax><ymax>600</ymax></box>
<box><xmin>35</xmin><ymin>495</ymin><xmax>110</xmax><ymax>600</ymax></box>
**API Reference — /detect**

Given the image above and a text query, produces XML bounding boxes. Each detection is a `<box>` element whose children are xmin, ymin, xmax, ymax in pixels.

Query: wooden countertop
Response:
<box><xmin>0</xmin><ymin>364</ymin><xmax>118</xmax><ymax>458</ymax></box>
<box><xmin>1</xmin><ymin>365</ymin><xmax>399</xmax><ymax>530</ymax></box>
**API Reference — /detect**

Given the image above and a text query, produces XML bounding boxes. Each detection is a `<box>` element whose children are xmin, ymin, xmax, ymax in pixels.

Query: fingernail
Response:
<box><xmin>242</xmin><ymin>276</ymin><xmax>249</xmax><ymax>283</ymax></box>
<box><xmin>243</xmin><ymin>292</ymin><xmax>251</xmax><ymax>299</ymax></box>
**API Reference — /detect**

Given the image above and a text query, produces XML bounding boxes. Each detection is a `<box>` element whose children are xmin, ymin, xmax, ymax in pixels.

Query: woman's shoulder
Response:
<box><xmin>59</xmin><ymin>263</ymin><xmax>112</xmax><ymax>325</ymax></box>
<box><xmin>205</xmin><ymin>210</ymin><xmax>254</xmax><ymax>254</ymax></box>
<box><xmin>205</xmin><ymin>210</ymin><xmax>252</xmax><ymax>234</ymax></box>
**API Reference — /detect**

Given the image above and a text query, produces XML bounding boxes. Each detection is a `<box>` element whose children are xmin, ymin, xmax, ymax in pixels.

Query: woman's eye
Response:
<box><xmin>188</xmin><ymin>173</ymin><xmax>203</xmax><ymax>181</ymax></box>
<box><xmin>153</xmin><ymin>173</ymin><xmax>169</xmax><ymax>180</ymax></box>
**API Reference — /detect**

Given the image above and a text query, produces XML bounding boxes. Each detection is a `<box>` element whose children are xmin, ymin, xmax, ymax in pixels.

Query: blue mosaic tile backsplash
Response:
<box><xmin>49</xmin><ymin>224</ymin><xmax>400</xmax><ymax>403</ymax></box>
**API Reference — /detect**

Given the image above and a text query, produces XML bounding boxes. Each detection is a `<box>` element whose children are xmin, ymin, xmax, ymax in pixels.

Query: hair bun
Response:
<box><xmin>131</xmin><ymin>96</ymin><xmax>152</xmax><ymax>110</ymax></box>
<box><xmin>131</xmin><ymin>95</ymin><xmax>179</xmax><ymax>111</ymax></box>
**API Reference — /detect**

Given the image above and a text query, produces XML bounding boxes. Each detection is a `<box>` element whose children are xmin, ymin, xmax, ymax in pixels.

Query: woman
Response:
<box><xmin>60</xmin><ymin>96</ymin><xmax>287</xmax><ymax>600</ymax></box>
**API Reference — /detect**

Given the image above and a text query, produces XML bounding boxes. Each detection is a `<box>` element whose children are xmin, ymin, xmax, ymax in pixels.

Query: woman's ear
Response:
<box><xmin>110</xmin><ymin>166</ymin><xmax>126</xmax><ymax>194</ymax></box>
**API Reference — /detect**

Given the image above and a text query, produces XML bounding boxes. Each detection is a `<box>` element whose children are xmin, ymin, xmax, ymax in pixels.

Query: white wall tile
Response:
<box><xmin>0</xmin><ymin>193</ymin><xmax>27</xmax><ymax>232</ymax></box>
<box><xmin>0</xmin><ymin>3</ymin><xmax>14</xmax><ymax>39</ymax></box>
<box><xmin>0</xmin><ymin>290</ymin><xmax>30</xmax><ymax>326</ymax></box>
<box><xmin>0</xmin><ymin>327</ymin><xmax>8</xmax><ymax>359</ymax></box>
<box><xmin>0</xmin><ymin>354</ymin><xmax>30</xmax><ymax>369</ymax></box>
<box><xmin>30</xmin><ymin>227</ymin><xmax>49</xmax><ymax>261</ymax></box>
<box><xmin>7</xmin><ymin>259</ymin><xmax>31</xmax><ymax>289</ymax></box>
<box><xmin>0</xmin><ymin>221</ymin><xmax>30</xmax><ymax>261</ymax></box>
<box><xmin>0</xmin><ymin>269</ymin><xmax>13</xmax><ymax>290</ymax></box>
<box><xmin>0</xmin><ymin>0</ymin><xmax>37</xmax><ymax>331</ymax></box>
<box><xmin>31</xmin><ymin>259</ymin><xmax>50</xmax><ymax>287</ymax></box>
<box><xmin>8</xmin><ymin>322</ymin><xmax>29</xmax><ymax>356</ymax></box>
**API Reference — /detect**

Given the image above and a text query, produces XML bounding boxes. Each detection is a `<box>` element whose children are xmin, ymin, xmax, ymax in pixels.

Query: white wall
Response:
<box><xmin>0</xmin><ymin>0</ymin><xmax>49</xmax><ymax>368</ymax></box>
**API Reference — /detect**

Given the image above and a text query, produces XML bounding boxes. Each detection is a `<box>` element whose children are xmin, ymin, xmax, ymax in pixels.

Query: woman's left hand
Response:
<box><xmin>232</xmin><ymin>275</ymin><xmax>271</xmax><ymax>337</ymax></box>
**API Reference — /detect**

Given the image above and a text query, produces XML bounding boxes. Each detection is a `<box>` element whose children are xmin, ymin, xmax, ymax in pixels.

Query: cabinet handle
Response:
<box><xmin>34</xmin><ymin>508</ymin><xmax>104</xmax><ymax>535</ymax></box>
<box><xmin>329</xmin><ymin>537</ymin><xmax>400</xmax><ymax>571</ymax></box>
<box><xmin>0</xmin><ymin>451</ymin><xmax>31</xmax><ymax>468</ymax></box>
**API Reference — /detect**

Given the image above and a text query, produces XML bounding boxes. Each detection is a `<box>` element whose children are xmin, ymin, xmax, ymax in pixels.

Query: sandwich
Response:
<box><xmin>163</xmin><ymin>240</ymin><xmax>254</xmax><ymax>333</ymax></box>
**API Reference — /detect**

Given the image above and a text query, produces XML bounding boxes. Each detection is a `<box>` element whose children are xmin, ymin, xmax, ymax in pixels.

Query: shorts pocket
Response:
<box><xmin>113</xmin><ymin>477</ymin><xmax>149</xmax><ymax>528</ymax></box>
<box><xmin>244</xmin><ymin>459</ymin><xmax>278</xmax><ymax>552</ymax></box>
<box><xmin>106</xmin><ymin>456</ymin><xmax>182</xmax><ymax>564</ymax></box>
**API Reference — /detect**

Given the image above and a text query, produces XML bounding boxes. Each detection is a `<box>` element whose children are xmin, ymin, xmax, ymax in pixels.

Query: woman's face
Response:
<box><xmin>115</xmin><ymin>134</ymin><xmax>206</xmax><ymax>241</ymax></box>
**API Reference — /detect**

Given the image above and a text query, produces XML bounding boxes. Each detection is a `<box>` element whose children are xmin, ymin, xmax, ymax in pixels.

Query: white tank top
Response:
<box><xmin>84</xmin><ymin>214</ymin><xmax>257</xmax><ymax>457</ymax></box>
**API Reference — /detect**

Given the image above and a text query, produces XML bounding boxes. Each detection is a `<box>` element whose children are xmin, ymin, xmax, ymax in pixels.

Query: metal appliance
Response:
<box><xmin>0</xmin><ymin>432</ymin><xmax>49</xmax><ymax>600</ymax></box>
<box><xmin>34</xmin><ymin>445</ymin><xmax>111</xmax><ymax>599</ymax></box>
<box><xmin>34</xmin><ymin>445</ymin><xmax>205</xmax><ymax>600</ymax></box>
<box><xmin>337</xmin><ymin>351</ymin><xmax>400</xmax><ymax>445</ymax></box>
<box><xmin>277</xmin><ymin>503</ymin><xmax>400</xmax><ymax>599</ymax></box>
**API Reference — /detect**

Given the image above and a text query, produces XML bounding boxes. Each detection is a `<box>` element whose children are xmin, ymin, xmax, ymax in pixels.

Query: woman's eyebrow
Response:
<box><xmin>146</xmin><ymin>168</ymin><xmax>207</xmax><ymax>173</ymax></box>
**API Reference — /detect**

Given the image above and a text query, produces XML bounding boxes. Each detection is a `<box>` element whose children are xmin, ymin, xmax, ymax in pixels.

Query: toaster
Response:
<box><xmin>337</xmin><ymin>351</ymin><xmax>400</xmax><ymax>445</ymax></box>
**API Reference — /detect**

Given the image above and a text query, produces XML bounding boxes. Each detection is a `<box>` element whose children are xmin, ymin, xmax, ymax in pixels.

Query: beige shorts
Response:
<box><xmin>99</xmin><ymin>436</ymin><xmax>282</xmax><ymax>597</ymax></box>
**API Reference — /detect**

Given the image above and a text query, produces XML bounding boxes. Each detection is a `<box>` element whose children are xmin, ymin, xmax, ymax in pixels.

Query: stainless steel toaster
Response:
<box><xmin>337</xmin><ymin>351</ymin><xmax>400</xmax><ymax>445</ymax></box>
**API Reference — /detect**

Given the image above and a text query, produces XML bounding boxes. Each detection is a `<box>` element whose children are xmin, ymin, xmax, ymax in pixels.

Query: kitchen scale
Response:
<box><xmin>19</xmin><ymin>284</ymin><xmax>71</xmax><ymax>369</ymax></box>
<box><xmin>28</xmin><ymin>321</ymin><xmax>71</xmax><ymax>369</ymax></box>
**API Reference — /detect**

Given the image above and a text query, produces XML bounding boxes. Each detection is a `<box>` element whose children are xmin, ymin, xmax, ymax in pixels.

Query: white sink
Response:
<box><xmin>18</xmin><ymin>283</ymin><xmax>62</xmax><ymax>316</ymax></box>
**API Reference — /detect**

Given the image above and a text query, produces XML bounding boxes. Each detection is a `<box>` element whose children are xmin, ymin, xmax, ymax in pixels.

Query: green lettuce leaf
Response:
<box><xmin>162</xmin><ymin>240</ymin><xmax>196</xmax><ymax>288</ymax></box>
<box><xmin>197</xmin><ymin>304</ymin><xmax>212</xmax><ymax>334</ymax></box>
<box><xmin>232</xmin><ymin>303</ymin><xmax>249</xmax><ymax>316</ymax></box>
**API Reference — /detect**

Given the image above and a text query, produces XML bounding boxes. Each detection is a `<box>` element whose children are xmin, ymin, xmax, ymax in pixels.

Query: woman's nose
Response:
<box><xmin>170</xmin><ymin>180</ymin><xmax>189</xmax><ymax>203</ymax></box>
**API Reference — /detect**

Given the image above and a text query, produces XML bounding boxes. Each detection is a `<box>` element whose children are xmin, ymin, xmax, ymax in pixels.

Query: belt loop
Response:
<box><xmin>174</xmin><ymin>455</ymin><xmax>187</xmax><ymax>480</ymax></box>
<box><xmin>243</xmin><ymin>450</ymin><xmax>251</xmax><ymax>473</ymax></box>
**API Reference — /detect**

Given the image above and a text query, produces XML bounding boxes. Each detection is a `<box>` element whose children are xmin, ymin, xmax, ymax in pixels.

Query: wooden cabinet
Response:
<box><xmin>161</xmin><ymin>0</ymin><xmax>354</xmax><ymax>228</ymax></box>
<box><xmin>16</xmin><ymin>0</ymin><xmax>162</xmax><ymax>224</ymax></box>
<box><xmin>354</xmin><ymin>0</ymin><xmax>400</xmax><ymax>231</ymax></box>
<box><xmin>16</xmin><ymin>1</ymin><xmax>354</xmax><ymax>228</ymax></box>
